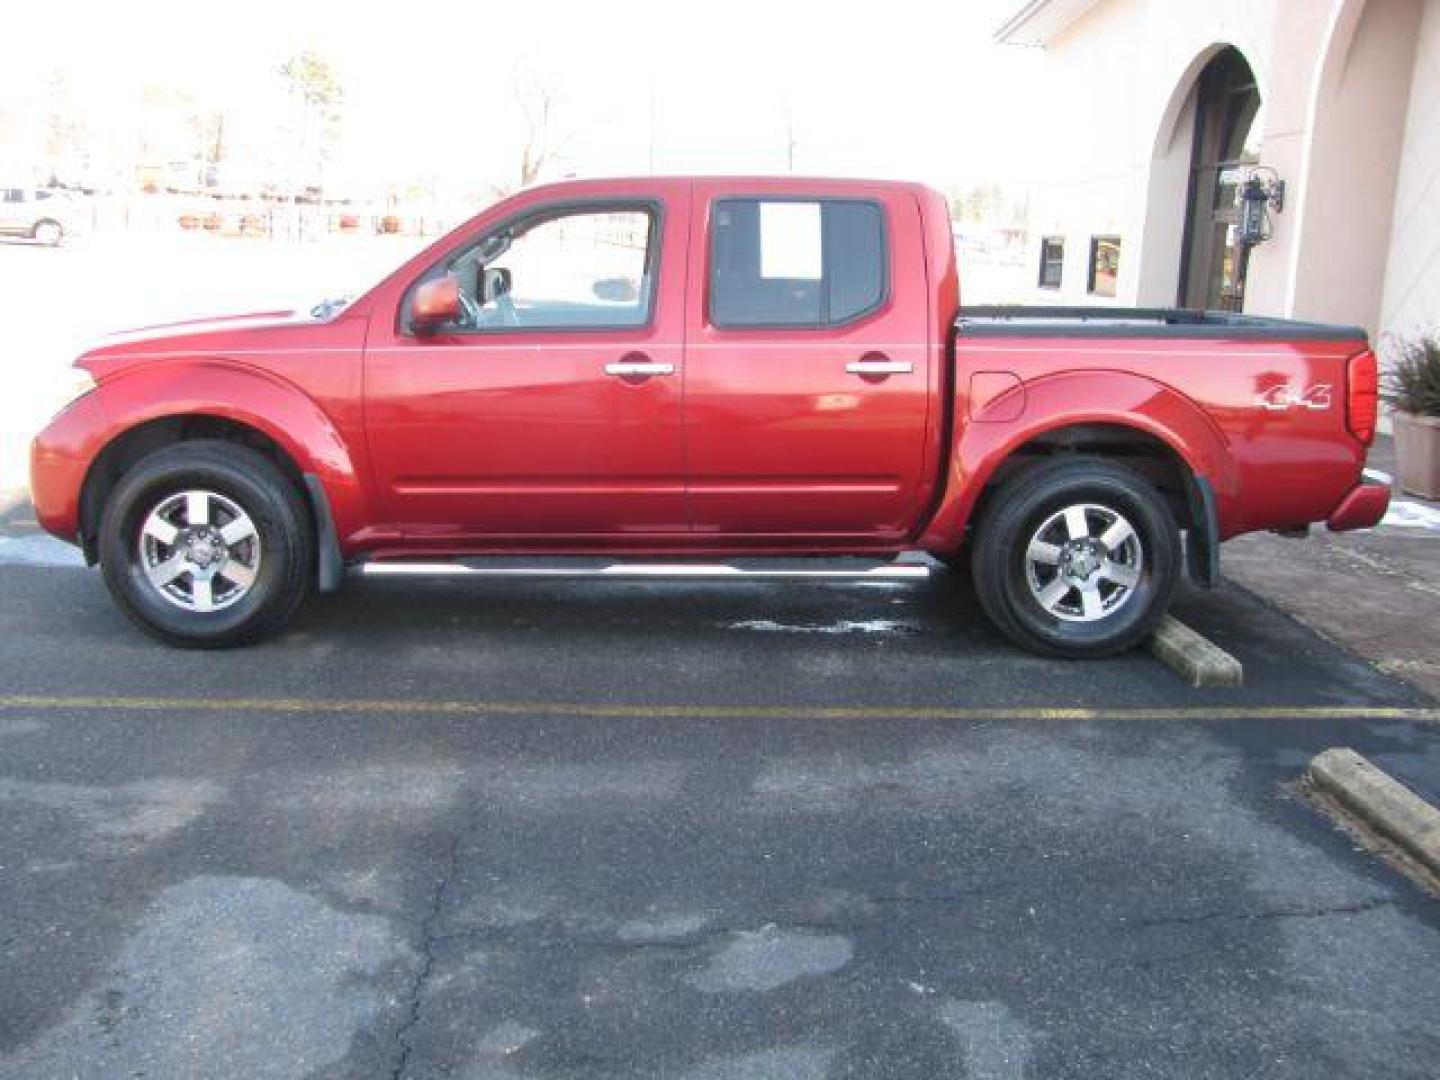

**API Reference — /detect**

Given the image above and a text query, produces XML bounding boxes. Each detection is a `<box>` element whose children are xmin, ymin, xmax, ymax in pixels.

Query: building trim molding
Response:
<box><xmin>996</xmin><ymin>0</ymin><xmax>1104</xmax><ymax>46</ymax></box>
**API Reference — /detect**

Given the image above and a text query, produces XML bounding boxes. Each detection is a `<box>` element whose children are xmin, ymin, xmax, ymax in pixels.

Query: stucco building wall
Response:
<box><xmin>1005</xmin><ymin>0</ymin><xmax>1435</xmax><ymax>355</ymax></box>
<box><xmin>1379</xmin><ymin>0</ymin><xmax>1440</xmax><ymax>348</ymax></box>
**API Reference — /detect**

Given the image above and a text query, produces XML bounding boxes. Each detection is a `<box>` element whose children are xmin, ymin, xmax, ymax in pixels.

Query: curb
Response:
<box><xmin>1147</xmin><ymin>614</ymin><xmax>1244</xmax><ymax>688</ymax></box>
<box><xmin>1308</xmin><ymin>748</ymin><xmax>1440</xmax><ymax>878</ymax></box>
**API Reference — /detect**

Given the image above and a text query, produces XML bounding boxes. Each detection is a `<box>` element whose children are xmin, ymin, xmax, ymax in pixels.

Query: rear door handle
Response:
<box><xmin>846</xmin><ymin>360</ymin><xmax>913</xmax><ymax>376</ymax></box>
<box><xmin>605</xmin><ymin>361</ymin><xmax>675</xmax><ymax>377</ymax></box>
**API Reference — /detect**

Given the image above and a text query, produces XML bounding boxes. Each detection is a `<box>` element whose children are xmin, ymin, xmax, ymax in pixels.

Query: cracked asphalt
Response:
<box><xmin>1</xmin><ymin>520</ymin><xmax>1439</xmax><ymax>1078</ymax></box>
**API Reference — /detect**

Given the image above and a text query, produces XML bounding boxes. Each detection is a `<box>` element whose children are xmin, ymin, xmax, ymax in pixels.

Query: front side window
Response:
<box><xmin>710</xmin><ymin>198</ymin><xmax>886</xmax><ymax>328</ymax></box>
<box><xmin>440</xmin><ymin>206</ymin><xmax>656</xmax><ymax>332</ymax></box>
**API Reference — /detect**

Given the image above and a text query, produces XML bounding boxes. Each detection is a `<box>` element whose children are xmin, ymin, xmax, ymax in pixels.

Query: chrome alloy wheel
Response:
<box><xmin>1023</xmin><ymin>502</ymin><xmax>1143</xmax><ymax>623</ymax></box>
<box><xmin>137</xmin><ymin>490</ymin><xmax>261</xmax><ymax>612</ymax></box>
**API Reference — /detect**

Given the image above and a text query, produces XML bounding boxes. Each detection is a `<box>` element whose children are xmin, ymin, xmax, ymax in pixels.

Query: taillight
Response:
<box><xmin>1347</xmin><ymin>349</ymin><xmax>1378</xmax><ymax>446</ymax></box>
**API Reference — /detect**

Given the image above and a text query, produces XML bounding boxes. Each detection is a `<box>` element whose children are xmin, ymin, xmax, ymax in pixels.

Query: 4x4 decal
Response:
<box><xmin>1257</xmin><ymin>383</ymin><xmax>1333</xmax><ymax>411</ymax></box>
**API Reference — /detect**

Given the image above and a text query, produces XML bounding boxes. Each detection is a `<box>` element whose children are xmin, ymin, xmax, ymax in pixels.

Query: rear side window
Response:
<box><xmin>709</xmin><ymin>198</ymin><xmax>887</xmax><ymax>328</ymax></box>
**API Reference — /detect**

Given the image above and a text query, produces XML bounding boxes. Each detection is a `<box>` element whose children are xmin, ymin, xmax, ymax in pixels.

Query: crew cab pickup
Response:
<box><xmin>30</xmin><ymin>177</ymin><xmax>1388</xmax><ymax>656</ymax></box>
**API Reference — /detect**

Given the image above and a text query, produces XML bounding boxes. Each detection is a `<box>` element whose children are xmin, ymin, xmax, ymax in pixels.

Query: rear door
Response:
<box><xmin>683</xmin><ymin>180</ymin><xmax>932</xmax><ymax>541</ymax></box>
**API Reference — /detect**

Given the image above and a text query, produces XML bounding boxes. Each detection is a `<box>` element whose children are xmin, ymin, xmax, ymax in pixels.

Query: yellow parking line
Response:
<box><xmin>0</xmin><ymin>694</ymin><xmax>1436</xmax><ymax>723</ymax></box>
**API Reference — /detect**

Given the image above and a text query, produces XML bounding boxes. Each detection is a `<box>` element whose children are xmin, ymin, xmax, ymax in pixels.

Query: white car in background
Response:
<box><xmin>0</xmin><ymin>187</ymin><xmax>77</xmax><ymax>246</ymax></box>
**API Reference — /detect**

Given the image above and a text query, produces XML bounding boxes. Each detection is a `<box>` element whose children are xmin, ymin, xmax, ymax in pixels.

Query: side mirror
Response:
<box><xmin>410</xmin><ymin>277</ymin><xmax>461</xmax><ymax>333</ymax></box>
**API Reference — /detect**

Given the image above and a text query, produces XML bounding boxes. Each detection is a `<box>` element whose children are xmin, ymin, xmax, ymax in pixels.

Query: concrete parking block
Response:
<box><xmin>1147</xmin><ymin>613</ymin><xmax>1244</xmax><ymax>688</ymax></box>
<box><xmin>1309</xmin><ymin>748</ymin><xmax>1440</xmax><ymax>878</ymax></box>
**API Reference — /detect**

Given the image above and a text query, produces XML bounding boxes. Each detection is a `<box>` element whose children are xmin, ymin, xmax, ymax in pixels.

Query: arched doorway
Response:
<box><xmin>1176</xmin><ymin>46</ymin><xmax>1262</xmax><ymax>310</ymax></box>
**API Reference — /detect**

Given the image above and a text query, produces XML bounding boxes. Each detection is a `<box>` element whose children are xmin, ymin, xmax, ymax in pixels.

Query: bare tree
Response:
<box><xmin>782</xmin><ymin>97</ymin><xmax>797</xmax><ymax>173</ymax></box>
<box><xmin>42</xmin><ymin>70</ymin><xmax>86</xmax><ymax>186</ymax></box>
<box><xmin>279</xmin><ymin>51</ymin><xmax>345</xmax><ymax>199</ymax></box>
<box><xmin>514</xmin><ymin>70</ymin><xmax>572</xmax><ymax>190</ymax></box>
<box><xmin>185</xmin><ymin>103</ymin><xmax>227</xmax><ymax>189</ymax></box>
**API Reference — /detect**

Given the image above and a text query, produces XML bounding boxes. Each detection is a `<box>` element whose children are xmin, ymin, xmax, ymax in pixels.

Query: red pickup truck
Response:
<box><xmin>30</xmin><ymin>176</ymin><xmax>1387</xmax><ymax>657</ymax></box>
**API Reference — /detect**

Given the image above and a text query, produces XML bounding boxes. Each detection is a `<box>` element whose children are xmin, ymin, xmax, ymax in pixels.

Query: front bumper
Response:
<box><xmin>30</xmin><ymin>392</ymin><xmax>106</xmax><ymax>545</ymax></box>
<box><xmin>1326</xmin><ymin>480</ymin><xmax>1390</xmax><ymax>532</ymax></box>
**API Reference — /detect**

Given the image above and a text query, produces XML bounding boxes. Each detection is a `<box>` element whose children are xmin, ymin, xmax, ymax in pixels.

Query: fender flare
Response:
<box><xmin>79</xmin><ymin>362</ymin><xmax>368</xmax><ymax>575</ymax></box>
<box><xmin>918</xmin><ymin>370</ymin><xmax>1236</xmax><ymax>558</ymax></box>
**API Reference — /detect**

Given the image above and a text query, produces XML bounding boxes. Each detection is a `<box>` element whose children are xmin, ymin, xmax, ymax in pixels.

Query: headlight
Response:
<box><xmin>51</xmin><ymin>367</ymin><xmax>98</xmax><ymax>417</ymax></box>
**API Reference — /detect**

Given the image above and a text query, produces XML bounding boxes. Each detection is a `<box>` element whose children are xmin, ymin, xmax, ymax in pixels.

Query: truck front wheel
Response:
<box><xmin>971</xmin><ymin>458</ymin><xmax>1180</xmax><ymax>658</ymax></box>
<box><xmin>99</xmin><ymin>441</ymin><xmax>313</xmax><ymax>648</ymax></box>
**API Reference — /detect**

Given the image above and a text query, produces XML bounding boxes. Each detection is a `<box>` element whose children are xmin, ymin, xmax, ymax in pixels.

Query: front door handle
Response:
<box><xmin>605</xmin><ymin>361</ymin><xmax>675</xmax><ymax>377</ymax></box>
<box><xmin>846</xmin><ymin>360</ymin><xmax>913</xmax><ymax>376</ymax></box>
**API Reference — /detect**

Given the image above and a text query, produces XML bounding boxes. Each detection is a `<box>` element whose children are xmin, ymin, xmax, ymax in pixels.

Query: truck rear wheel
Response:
<box><xmin>99</xmin><ymin>441</ymin><xmax>312</xmax><ymax>648</ymax></box>
<box><xmin>971</xmin><ymin>457</ymin><xmax>1179</xmax><ymax>658</ymax></box>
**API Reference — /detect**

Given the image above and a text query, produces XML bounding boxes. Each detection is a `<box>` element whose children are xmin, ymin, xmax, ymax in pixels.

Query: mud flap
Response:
<box><xmin>303</xmin><ymin>474</ymin><xmax>345</xmax><ymax>594</ymax></box>
<box><xmin>1185</xmin><ymin>473</ymin><xmax>1220</xmax><ymax>588</ymax></box>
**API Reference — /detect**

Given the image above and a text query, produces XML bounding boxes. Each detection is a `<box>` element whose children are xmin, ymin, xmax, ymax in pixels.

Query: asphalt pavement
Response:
<box><xmin>1</xmin><ymin>525</ymin><xmax>1438</xmax><ymax>1079</ymax></box>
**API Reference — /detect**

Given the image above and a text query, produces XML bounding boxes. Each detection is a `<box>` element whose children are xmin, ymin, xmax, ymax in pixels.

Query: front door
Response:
<box><xmin>364</xmin><ymin>191</ymin><xmax>688</xmax><ymax>539</ymax></box>
<box><xmin>682</xmin><ymin>181</ymin><xmax>933</xmax><ymax>542</ymax></box>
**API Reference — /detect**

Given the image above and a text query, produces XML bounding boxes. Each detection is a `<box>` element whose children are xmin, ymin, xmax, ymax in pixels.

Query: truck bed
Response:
<box><xmin>956</xmin><ymin>306</ymin><xmax>1367</xmax><ymax>341</ymax></box>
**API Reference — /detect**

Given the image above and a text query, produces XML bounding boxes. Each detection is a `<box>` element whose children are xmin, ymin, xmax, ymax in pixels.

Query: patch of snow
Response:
<box><xmin>0</xmin><ymin>533</ymin><xmax>85</xmax><ymax>567</ymax></box>
<box><xmin>1378</xmin><ymin>499</ymin><xmax>1440</xmax><ymax>534</ymax></box>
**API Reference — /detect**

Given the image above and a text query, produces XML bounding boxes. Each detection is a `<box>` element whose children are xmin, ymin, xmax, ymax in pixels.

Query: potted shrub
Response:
<box><xmin>1384</xmin><ymin>333</ymin><xmax>1440</xmax><ymax>499</ymax></box>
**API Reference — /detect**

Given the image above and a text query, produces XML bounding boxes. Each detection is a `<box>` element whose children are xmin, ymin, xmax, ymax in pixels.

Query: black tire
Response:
<box><xmin>971</xmin><ymin>457</ymin><xmax>1180</xmax><ymax>658</ymax></box>
<box><xmin>99</xmin><ymin>440</ymin><xmax>312</xmax><ymax>648</ymax></box>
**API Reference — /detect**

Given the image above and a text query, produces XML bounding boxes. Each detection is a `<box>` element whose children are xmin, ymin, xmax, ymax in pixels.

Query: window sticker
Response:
<box><xmin>760</xmin><ymin>202</ymin><xmax>822</xmax><ymax>281</ymax></box>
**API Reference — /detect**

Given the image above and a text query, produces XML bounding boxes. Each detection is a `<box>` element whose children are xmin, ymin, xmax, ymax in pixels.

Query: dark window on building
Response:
<box><xmin>710</xmin><ymin>198</ymin><xmax>887</xmax><ymax>328</ymax></box>
<box><xmin>1088</xmin><ymin>235</ymin><xmax>1121</xmax><ymax>298</ymax></box>
<box><xmin>1038</xmin><ymin>237</ymin><xmax>1064</xmax><ymax>289</ymax></box>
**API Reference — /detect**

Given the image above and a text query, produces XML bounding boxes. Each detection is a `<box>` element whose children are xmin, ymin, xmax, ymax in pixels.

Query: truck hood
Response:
<box><xmin>75</xmin><ymin>308</ymin><xmax>324</xmax><ymax>378</ymax></box>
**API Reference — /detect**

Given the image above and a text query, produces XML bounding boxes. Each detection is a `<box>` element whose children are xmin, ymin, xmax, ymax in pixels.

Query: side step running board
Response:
<box><xmin>357</xmin><ymin>558</ymin><xmax>931</xmax><ymax>581</ymax></box>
